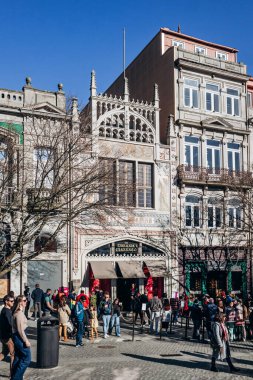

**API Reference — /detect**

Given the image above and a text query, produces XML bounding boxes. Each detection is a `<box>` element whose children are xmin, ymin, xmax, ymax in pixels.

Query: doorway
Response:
<box><xmin>207</xmin><ymin>271</ymin><xmax>226</xmax><ymax>298</ymax></box>
<box><xmin>117</xmin><ymin>278</ymin><xmax>138</xmax><ymax>311</ymax></box>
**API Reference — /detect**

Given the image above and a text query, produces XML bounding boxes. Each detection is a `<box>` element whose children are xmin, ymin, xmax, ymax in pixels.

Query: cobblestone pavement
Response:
<box><xmin>1</xmin><ymin>320</ymin><xmax>253</xmax><ymax>380</ymax></box>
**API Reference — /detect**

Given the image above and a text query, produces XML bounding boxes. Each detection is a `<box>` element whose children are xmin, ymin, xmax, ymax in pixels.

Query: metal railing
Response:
<box><xmin>177</xmin><ymin>165</ymin><xmax>253</xmax><ymax>187</ymax></box>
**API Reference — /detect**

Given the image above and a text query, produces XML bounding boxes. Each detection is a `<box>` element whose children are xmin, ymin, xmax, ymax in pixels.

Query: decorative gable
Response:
<box><xmin>26</xmin><ymin>102</ymin><xmax>66</xmax><ymax>116</ymax></box>
<box><xmin>201</xmin><ymin>116</ymin><xmax>234</xmax><ymax>129</ymax></box>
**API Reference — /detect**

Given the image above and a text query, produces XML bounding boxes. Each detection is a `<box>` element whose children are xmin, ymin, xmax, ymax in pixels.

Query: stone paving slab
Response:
<box><xmin>1</xmin><ymin>321</ymin><xmax>252</xmax><ymax>380</ymax></box>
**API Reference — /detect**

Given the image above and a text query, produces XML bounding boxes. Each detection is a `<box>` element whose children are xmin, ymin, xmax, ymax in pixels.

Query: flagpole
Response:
<box><xmin>123</xmin><ymin>27</ymin><xmax>126</xmax><ymax>79</ymax></box>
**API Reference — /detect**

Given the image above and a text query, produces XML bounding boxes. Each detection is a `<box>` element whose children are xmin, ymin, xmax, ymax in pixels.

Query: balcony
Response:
<box><xmin>26</xmin><ymin>188</ymin><xmax>62</xmax><ymax>210</ymax></box>
<box><xmin>177</xmin><ymin>165</ymin><xmax>253</xmax><ymax>187</ymax></box>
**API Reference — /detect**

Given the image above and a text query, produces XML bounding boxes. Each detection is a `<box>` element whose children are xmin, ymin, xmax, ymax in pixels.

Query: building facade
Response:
<box><xmin>106</xmin><ymin>28</ymin><xmax>253</xmax><ymax>298</ymax></box>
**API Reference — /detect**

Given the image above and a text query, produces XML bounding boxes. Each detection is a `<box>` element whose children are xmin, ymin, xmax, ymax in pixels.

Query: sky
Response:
<box><xmin>1</xmin><ymin>0</ymin><xmax>253</xmax><ymax>108</ymax></box>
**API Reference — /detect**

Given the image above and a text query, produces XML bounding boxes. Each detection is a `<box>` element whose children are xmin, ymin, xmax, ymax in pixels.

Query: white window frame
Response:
<box><xmin>216</xmin><ymin>51</ymin><xmax>227</xmax><ymax>61</ymax></box>
<box><xmin>206</xmin><ymin>83</ymin><xmax>220</xmax><ymax>113</ymax></box>
<box><xmin>227</xmin><ymin>142</ymin><xmax>240</xmax><ymax>172</ymax></box>
<box><xmin>185</xmin><ymin>195</ymin><xmax>201</xmax><ymax>228</ymax></box>
<box><xmin>226</xmin><ymin>87</ymin><xmax>240</xmax><ymax>116</ymax></box>
<box><xmin>207</xmin><ymin>198</ymin><xmax>222</xmax><ymax>228</ymax></box>
<box><xmin>247</xmin><ymin>92</ymin><xmax>252</xmax><ymax>108</ymax></box>
<box><xmin>228</xmin><ymin>206</ymin><xmax>241</xmax><ymax>228</ymax></box>
<box><xmin>172</xmin><ymin>40</ymin><xmax>185</xmax><ymax>48</ymax></box>
<box><xmin>184</xmin><ymin>78</ymin><xmax>199</xmax><ymax>109</ymax></box>
<box><xmin>184</xmin><ymin>136</ymin><xmax>200</xmax><ymax>168</ymax></box>
<box><xmin>195</xmin><ymin>46</ymin><xmax>206</xmax><ymax>55</ymax></box>
<box><xmin>206</xmin><ymin>139</ymin><xmax>221</xmax><ymax>173</ymax></box>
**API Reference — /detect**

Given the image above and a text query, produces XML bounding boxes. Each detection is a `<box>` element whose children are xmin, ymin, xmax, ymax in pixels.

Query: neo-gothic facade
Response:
<box><xmin>1</xmin><ymin>28</ymin><xmax>253</xmax><ymax>302</ymax></box>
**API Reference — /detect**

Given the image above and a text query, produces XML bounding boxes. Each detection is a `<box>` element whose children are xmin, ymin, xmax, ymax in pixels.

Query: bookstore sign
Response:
<box><xmin>115</xmin><ymin>241</ymin><xmax>138</xmax><ymax>256</ymax></box>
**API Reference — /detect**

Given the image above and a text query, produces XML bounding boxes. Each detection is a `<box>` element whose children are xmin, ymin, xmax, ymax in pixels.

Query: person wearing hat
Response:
<box><xmin>190</xmin><ymin>298</ymin><xmax>202</xmax><ymax>340</ymax></box>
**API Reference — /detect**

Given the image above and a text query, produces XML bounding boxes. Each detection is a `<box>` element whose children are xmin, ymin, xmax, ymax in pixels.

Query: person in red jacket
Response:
<box><xmin>76</xmin><ymin>290</ymin><xmax>89</xmax><ymax>308</ymax></box>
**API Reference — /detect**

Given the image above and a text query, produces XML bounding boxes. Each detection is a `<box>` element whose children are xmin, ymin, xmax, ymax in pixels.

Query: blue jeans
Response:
<box><xmin>76</xmin><ymin>321</ymin><xmax>84</xmax><ymax>345</ymax></box>
<box><xmin>102</xmin><ymin>315</ymin><xmax>111</xmax><ymax>336</ymax></box>
<box><xmin>11</xmin><ymin>333</ymin><xmax>31</xmax><ymax>380</ymax></box>
<box><xmin>110</xmin><ymin>314</ymin><xmax>120</xmax><ymax>336</ymax></box>
<box><xmin>172</xmin><ymin>310</ymin><xmax>179</xmax><ymax>323</ymax></box>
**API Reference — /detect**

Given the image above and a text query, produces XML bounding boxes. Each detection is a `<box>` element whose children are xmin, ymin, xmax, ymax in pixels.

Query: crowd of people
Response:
<box><xmin>0</xmin><ymin>285</ymin><xmax>253</xmax><ymax>377</ymax></box>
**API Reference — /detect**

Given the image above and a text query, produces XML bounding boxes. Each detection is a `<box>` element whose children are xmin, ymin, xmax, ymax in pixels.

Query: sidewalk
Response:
<box><xmin>1</xmin><ymin>319</ymin><xmax>253</xmax><ymax>379</ymax></box>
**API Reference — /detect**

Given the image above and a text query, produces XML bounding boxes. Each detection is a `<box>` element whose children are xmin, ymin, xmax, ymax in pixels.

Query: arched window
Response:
<box><xmin>228</xmin><ymin>198</ymin><xmax>241</xmax><ymax>228</ymax></box>
<box><xmin>35</xmin><ymin>234</ymin><xmax>57</xmax><ymax>252</ymax></box>
<box><xmin>185</xmin><ymin>195</ymin><xmax>201</xmax><ymax>227</ymax></box>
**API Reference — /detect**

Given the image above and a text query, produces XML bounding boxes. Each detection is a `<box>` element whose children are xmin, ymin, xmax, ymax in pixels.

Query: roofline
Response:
<box><xmin>160</xmin><ymin>28</ymin><xmax>239</xmax><ymax>53</ymax></box>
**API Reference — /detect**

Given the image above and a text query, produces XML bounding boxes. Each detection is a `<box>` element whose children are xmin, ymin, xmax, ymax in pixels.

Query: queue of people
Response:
<box><xmin>1</xmin><ymin>284</ymin><xmax>253</xmax><ymax>377</ymax></box>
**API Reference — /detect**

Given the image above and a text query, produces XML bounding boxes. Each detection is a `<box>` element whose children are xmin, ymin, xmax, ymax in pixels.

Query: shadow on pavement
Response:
<box><xmin>122</xmin><ymin>353</ymin><xmax>253</xmax><ymax>378</ymax></box>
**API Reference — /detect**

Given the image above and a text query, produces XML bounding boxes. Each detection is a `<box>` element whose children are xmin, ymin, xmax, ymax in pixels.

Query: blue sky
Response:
<box><xmin>1</xmin><ymin>0</ymin><xmax>253</xmax><ymax>107</ymax></box>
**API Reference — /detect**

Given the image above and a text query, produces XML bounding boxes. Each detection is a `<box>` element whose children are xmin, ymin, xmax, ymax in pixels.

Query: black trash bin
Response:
<box><xmin>37</xmin><ymin>315</ymin><xmax>59</xmax><ymax>368</ymax></box>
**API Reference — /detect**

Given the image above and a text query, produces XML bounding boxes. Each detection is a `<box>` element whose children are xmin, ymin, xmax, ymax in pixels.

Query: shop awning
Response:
<box><xmin>145</xmin><ymin>260</ymin><xmax>167</xmax><ymax>277</ymax></box>
<box><xmin>89</xmin><ymin>261</ymin><xmax>117</xmax><ymax>279</ymax></box>
<box><xmin>117</xmin><ymin>261</ymin><xmax>144</xmax><ymax>278</ymax></box>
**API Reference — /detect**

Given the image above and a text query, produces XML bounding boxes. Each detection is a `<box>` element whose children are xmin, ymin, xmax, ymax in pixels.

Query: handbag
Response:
<box><xmin>67</xmin><ymin>320</ymin><xmax>74</xmax><ymax>333</ymax></box>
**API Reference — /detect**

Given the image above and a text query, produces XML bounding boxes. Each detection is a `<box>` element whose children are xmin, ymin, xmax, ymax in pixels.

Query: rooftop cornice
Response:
<box><xmin>160</xmin><ymin>28</ymin><xmax>239</xmax><ymax>53</ymax></box>
<box><xmin>176</xmin><ymin>57</ymin><xmax>249</xmax><ymax>82</ymax></box>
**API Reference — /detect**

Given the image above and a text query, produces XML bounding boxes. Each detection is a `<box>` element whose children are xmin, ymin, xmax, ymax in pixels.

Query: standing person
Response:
<box><xmin>190</xmin><ymin>299</ymin><xmax>202</xmax><ymax>340</ymax></box>
<box><xmin>132</xmin><ymin>293</ymin><xmax>142</xmax><ymax>324</ymax></box>
<box><xmin>235</xmin><ymin>299</ymin><xmax>246</xmax><ymax>341</ymax></box>
<box><xmin>170</xmin><ymin>296</ymin><xmax>180</xmax><ymax>325</ymax></box>
<box><xmin>140</xmin><ymin>289</ymin><xmax>150</xmax><ymax>324</ymax></box>
<box><xmin>11</xmin><ymin>295</ymin><xmax>31</xmax><ymax>380</ymax></box>
<box><xmin>110</xmin><ymin>298</ymin><xmax>121</xmax><ymax>337</ymax></box>
<box><xmin>0</xmin><ymin>295</ymin><xmax>15</xmax><ymax>378</ymax></box>
<box><xmin>206</xmin><ymin>298</ymin><xmax>218</xmax><ymax>338</ymax></box>
<box><xmin>89</xmin><ymin>290</ymin><xmax>97</xmax><ymax>308</ymax></box>
<box><xmin>149</xmin><ymin>294</ymin><xmax>162</xmax><ymax>335</ymax></box>
<box><xmin>210</xmin><ymin>312</ymin><xmax>239</xmax><ymax>373</ymax></box>
<box><xmin>99</xmin><ymin>291</ymin><xmax>112</xmax><ymax>339</ymax></box>
<box><xmin>24</xmin><ymin>286</ymin><xmax>31</xmax><ymax>319</ymax></box>
<box><xmin>225</xmin><ymin>300</ymin><xmax>236</xmax><ymax>342</ymax></box>
<box><xmin>58</xmin><ymin>295</ymin><xmax>71</xmax><ymax>342</ymax></box>
<box><xmin>31</xmin><ymin>284</ymin><xmax>44</xmax><ymax>321</ymax></box>
<box><xmin>95</xmin><ymin>287</ymin><xmax>103</xmax><ymax>314</ymax></box>
<box><xmin>90</xmin><ymin>305</ymin><xmax>98</xmax><ymax>341</ymax></box>
<box><xmin>74</xmin><ymin>295</ymin><xmax>85</xmax><ymax>347</ymax></box>
<box><xmin>44</xmin><ymin>289</ymin><xmax>57</xmax><ymax>316</ymax></box>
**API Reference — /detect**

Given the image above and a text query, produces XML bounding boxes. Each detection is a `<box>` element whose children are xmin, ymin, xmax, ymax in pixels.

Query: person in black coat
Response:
<box><xmin>190</xmin><ymin>299</ymin><xmax>202</xmax><ymax>340</ymax></box>
<box><xmin>31</xmin><ymin>283</ymin><xmax>44</xmax><ymax>320</ymax></box>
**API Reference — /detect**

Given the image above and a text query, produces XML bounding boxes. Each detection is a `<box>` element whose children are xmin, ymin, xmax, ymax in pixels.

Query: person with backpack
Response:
<box><xmin>99</xmin><ymin>291</ymin><xmax>112</xmax><ymax>338</ymax></box>
<box><xmin>75</xmin><ymin>295</ymin><xmax>86</xmax><ymax>347</ymax></box>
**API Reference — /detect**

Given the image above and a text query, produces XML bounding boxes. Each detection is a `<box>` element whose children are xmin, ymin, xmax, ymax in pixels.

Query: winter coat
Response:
<box><xmin>58</xmin><ymin>304</ymin><xmax>71</xmax><ymax>325</ymax></box>
<box><xmin>207</xmin><ymin>303</ymin><xmax>218</xmax><ymax>322</ymax></box>
<box><xmin>190</xmin><ymin>304</ymin><xmax>202</xmax><ymax>321</ymax></box>
<box><xmin>210</xmin><ymin>322</ymin><xmax>230</xmax><ymax>360</ymax></box>
<box><xmin>149</xmin><ymin>297</ymin><xmax>162</xmax><ymax>312</ymax></box>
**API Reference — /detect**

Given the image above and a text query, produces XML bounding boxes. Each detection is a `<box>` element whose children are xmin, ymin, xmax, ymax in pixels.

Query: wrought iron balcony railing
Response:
<box><xmin>177</xmin><ymin>165</ymin><xmax>253</xmax><ymax>187</ymax></box>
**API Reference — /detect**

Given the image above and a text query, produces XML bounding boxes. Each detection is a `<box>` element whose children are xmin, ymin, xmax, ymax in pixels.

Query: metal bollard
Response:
<box><xmin>132</xmin><ymin>311</ymin><xmax>135</xmax><ymax>341</ymax></box>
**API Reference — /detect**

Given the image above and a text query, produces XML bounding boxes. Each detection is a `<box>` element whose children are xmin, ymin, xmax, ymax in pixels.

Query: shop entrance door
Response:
<box><xmin>117</xmin><ymin>278</ymin><xmax>138</xmax><ymax>311</ymax></box>
<box><xmin>207</xmin><ymin>271</ymin><xmax>226</xmax><ymax>298</ymax></box>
